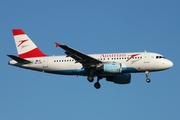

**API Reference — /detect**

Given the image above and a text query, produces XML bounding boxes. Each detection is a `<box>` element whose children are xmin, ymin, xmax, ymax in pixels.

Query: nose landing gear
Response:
<box><xmin>145</xmin><ymin>71</ymin><xmax>151</xmax><ymax>83</ymax></box>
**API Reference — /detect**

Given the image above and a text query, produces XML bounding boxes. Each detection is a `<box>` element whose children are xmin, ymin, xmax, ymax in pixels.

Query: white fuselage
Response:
<box><xmin>9</xmin><ymin>29</ymin><xmax>174</xmax><ymax>89</ymax></box>
<box><xmin>9</xmin><ymin>52</ymin><xmax>173</xmax><ymax>76</ymax></box>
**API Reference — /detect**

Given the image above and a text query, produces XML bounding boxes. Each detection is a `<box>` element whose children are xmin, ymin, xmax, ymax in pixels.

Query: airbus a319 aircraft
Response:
<box><xmin>8</xmin><ymin>29</ymin><xmax>173</xmax><ymax>89</ymax></box>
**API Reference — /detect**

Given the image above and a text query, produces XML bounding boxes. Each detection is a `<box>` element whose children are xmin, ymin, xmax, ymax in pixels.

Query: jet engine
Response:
<box><xmin>96</xmin><ymin>62</ymin><xmax>122</xmax><ymax>73</ymax></box>
<box><xmin>106</xmin><ymin>73</ymin><xmax>131</xmax><ymax>84</ymax></box>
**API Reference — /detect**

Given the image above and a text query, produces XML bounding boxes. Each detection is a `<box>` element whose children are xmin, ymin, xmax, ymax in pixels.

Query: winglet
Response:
<box><xmin>55</xmin><ymin>42</ymin><xmax>60</xmax><ymax>47</ymax></box>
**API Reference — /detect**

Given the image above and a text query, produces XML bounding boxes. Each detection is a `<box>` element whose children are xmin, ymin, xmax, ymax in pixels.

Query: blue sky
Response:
<box><xmin>0</xmin><ymin>0</ymin><xmax>179</xmax><ymax>119</ymax></box>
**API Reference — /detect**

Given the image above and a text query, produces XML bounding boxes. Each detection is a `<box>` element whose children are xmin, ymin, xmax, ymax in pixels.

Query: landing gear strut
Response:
<box><xmin>94</xmin><ymin>77</ymin><xmax>102</xmax><ymax>89</ymax></box>
<box><xmin>145</xmin><ymin>71</ymin><xmax>151</xmax><ymax>83</ymax></box>
<box><xmin>87</xmin><ymin>69</ymin><xmax>96</xmax><ymax>82</ymax></box>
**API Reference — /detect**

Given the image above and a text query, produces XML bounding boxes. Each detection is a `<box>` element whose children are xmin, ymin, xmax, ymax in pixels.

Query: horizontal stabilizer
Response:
<box><xmin>7</xmin><ymin>55</ymin><xmax>32</xmax><ymax>64</ymax></box>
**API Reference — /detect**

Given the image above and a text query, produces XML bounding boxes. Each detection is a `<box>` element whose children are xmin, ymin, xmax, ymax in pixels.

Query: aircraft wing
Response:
<box><xmin>55</xmin><ymin>42</ymin><xmax>102</xmax><ymax>66</ymax></box>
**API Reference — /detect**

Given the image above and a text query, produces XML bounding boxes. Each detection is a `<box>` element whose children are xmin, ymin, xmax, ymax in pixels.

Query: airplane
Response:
<box><xmin>7</xmin><ymin>29</ymin><xmax>173</xmax><ymax>89</ymax></box>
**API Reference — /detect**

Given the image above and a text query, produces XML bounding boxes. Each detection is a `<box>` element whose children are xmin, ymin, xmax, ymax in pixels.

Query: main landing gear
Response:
<box><xmin>145</xmin><ymin>71</ymin><xmax>151</xmax><ymax>83</ymax></box>
<box><xmin>94</xmin><ymin>77</ymin><xmax>102</xmax><ymax>89</ymax></box>
<box><xmin>87</xmin><ymin>75</ymin><xmax>94</xmax><ymax>82</ymax></box>
<box><xmin>87</xmin><ymin>69</ymin><xmax>95</xmax><ymax>82</ymax></box>
<box><xmin>87</xmin><ymin>76</ymin><xmax>102</xmax><ymax>89</ymax></box>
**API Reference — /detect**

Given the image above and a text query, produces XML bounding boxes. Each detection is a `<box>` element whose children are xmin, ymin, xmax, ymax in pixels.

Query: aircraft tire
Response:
<box><xmin>94</xmin><ymin>82</ymin><xmax>101</xmax><ymax>89</ymax></box>
<box><xmin>146</xmin><ymin>78</ymin><xmax>151</xmax><ymax>83</ymax></box>
<box><xmin>87</xmin><ymin>76</ymin><xmax>94</xmax><ymax>82</ymax></box>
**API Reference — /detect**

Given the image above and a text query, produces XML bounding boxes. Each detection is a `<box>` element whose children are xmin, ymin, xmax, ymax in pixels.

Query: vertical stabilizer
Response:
<box><xmin>12</xmin><ymin>29</ymin><xmax>47</xmax><ymax>58</ymax></box>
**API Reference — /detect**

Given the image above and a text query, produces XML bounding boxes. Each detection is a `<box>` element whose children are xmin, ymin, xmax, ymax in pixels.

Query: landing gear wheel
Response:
<box><xmin>146</xmin><ymin>78</ymin><xmax>151</xmax><ymax>83</ymax></box>
<box><xmin>94</xmin><ymin>82</ymin><xmax>101</xmax><ymax>89</ymax></box>
<box><xmin>145</xmin><ymin>71</ymin><xmax>151</xmax><ymax>83</ymax></box>
<box><xmin>87</xmin><ymin>76</ymin><xmax>94</xmax><ymax>82</ymax></box>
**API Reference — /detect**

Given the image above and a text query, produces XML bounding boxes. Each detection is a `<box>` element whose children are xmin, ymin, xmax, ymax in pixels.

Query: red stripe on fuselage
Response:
<box><xmin>12</xmin><ymin>29</ymin><xmax>25</xmax><ymax>36</ymax></box>
<box><xmin>19</xmin><ymin>48</ymin><xmax>47</xmax><ymax>58</ymax></box>
<box><xmin>126</xmin><ymin>54</ymin><xmax>139</xmax><ymax>62</ymax></box>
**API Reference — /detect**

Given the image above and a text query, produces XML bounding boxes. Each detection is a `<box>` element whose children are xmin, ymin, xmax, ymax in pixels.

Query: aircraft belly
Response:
<box><xmin>47</xmin><ymin>62</ymin><xmax>85</xmax><ymax>75</ymax></box>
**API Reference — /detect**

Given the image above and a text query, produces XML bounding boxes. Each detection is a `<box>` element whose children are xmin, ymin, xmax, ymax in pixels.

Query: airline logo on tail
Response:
<box><xmin>12</xmin><ymin>29</ymin><xmax>47</xmax><ymax>58</ymax></box>
<box><xmin>18</xmin><ymin>39</ymin><xmax>28</xmax><ymax>47</ymax></box>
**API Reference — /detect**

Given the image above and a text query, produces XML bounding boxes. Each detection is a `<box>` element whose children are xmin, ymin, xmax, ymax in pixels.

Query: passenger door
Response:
<box><xmin>144</xmin><ymin>52</ymin><xmax>150</xmax><ymax>63</ymax></box>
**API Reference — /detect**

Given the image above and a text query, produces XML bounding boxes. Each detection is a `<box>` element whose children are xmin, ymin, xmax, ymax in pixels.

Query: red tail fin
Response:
<box><xmin>12</xmin><ymin>29</ymin><xmax>47</xmax><ymax>58</ymax></box>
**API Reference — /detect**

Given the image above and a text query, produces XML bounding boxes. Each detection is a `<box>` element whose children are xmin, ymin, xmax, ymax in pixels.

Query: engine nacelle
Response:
<box><xmin>103</xmin><ymin>62</ymin><xmax>122</xmax><ymax>73</ymax></box>
<box><xmin>97</xmin><ymin>62</ymin><xmax>122</xmax><ymax>73</ymax></box>
<box><xmin>106</xmin><ymin>73</ymin><xmax>131</xmax><ymax>84</ymax></box>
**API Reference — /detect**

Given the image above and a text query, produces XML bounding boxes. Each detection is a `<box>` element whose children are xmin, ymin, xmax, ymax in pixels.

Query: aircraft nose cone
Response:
<box><xmin>168</xmin><ymin>60</ymin><xmax>173</xmax><ymax>68</ymax></box>
<box><xmin>164</xmin><ymin>60</ymin><xmax>173</xmax><ymax>68</ymax></box>
<box><xmin>162</xmin><ymin>59</ymin><xmax>173</xmax><ymax>69</ymax></box>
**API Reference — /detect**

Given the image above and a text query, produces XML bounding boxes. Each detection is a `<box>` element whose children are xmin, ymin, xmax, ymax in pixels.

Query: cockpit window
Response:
<box><xmin>156</xmin><ymin>56</ymin><xmax>165</xmax><ymax>59</ymax></box>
